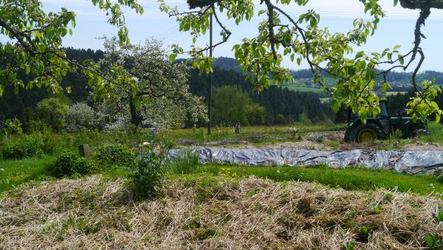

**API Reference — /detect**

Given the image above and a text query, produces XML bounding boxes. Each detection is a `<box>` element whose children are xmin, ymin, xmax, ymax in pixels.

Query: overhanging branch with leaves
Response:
<box><xmin>161</xmin><ymin>0</ymin><xmax>443</xmax><ymax>122</ymax></box>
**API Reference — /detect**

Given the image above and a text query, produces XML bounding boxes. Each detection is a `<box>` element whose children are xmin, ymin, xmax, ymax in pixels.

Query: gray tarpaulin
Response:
<box><xmin>169</xmin><ymin>147</ymin><xmax>443</xmax><ymax>174</ymax></box>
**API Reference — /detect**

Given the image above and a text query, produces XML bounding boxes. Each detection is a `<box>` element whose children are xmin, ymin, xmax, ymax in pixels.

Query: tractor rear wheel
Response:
<box><xmin>346</xmin><ymin>123</ymin><xmax>382</xmax><ymax>143</ymax></box>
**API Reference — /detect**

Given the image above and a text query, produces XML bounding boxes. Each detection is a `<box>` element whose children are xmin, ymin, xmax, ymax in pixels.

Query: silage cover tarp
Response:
<box><xmin>169</xmin><ymin>147</ymin><xmax>443</xmax><ymax>174</ymax></box>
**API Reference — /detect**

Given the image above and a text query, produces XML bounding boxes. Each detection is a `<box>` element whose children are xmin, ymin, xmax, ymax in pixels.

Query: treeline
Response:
<box><xmin>0</xmin><ymin>48</ymin><xmax>337</xmax><ymax>129</ymax></box>
<box><xmin>188</xmin><ymin>67</ymin><xmax>335</xmax><ymax>125</ymax></box>
<box><xmin>0</xmin><ymin>48</ymin><xmax>103</xmax><ymax>130</ymax></box>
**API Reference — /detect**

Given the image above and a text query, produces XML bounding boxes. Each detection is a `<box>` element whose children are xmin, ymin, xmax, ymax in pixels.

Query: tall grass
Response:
<box><xmin>421</xmin><ymin>122</ymin><xmax>443</xmax><ymax>144</ymax></box>
<box><xmin>168</xmin><ymin>151</ymin><xmax>199</xmax><ymax>175</ymax></box>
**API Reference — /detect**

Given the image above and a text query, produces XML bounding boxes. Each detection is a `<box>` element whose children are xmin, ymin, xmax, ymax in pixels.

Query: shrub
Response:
<box><xmin>33</xmin><ymin>97</ymin><xmax>69</xmax><ymax>132</ymax></box>
<box><xmin>0</xmin><ymin>132</ymin><xmax>60</xmax><ymax>160</ymax></box>
<box><xmin>96</xmin><ymin>144</ymin><xmax>136</xmax><ymax>168</ymax></box>
<box><xmin>274</xmin><ymin>114</ymin><xmax>287</xmax><ymax>125</ymax></box>
<box><xmin>1</xmin><ymin>118</ymin><xmax>23</xmax><ymax>136</ymax></box>
<box><xmin>298</xmin><ymin>112</ymin><xmax>312</xmax><ymax>124</ymax></box>
<box><xmin>66</xmin><ymin>103</ymin><xmax>105</xmax><ymax>131</ymax></box>
<box><xmin>246</xmin><ymin>103</ymin><xmax>266</xmax><ymax>125</ymax></box>
<box><xmin>213</xmin><ymin>85</ymin><xmax>266</xmax><ymax>126</ymax></box>
<box><xmin>132</xmin><ymin>150</ymin><xmax>166</xmax><ymax>199</ymax></box>
<box><xmin>28</xmin><ymin>119</ymin><xmax>50</xmax><ymax>133</ymax></box>
<box><xmin>51</xmin><ymin>151</ymin><xmax>95</xmax><ymax>177</ymax></box>
<box><xmin>1</xmin><ymin>136</ymin><xmax>44</xmax><ymax>159</ymax></box>
<box><xmin>38</xmin><ymin>131</ymin><xmax>58</xmax><ymax>155</ymax></box>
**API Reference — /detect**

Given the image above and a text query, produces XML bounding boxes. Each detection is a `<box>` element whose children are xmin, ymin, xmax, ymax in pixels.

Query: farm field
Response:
<box><xmin>3</xmin><ymin>122</ymin><xmax>443</xmax><ymax>194</ymax></box>
<box><xmin>1</xmin><ymin>124</ymin><xmax>443</xmax><ymax>249</ymax></box>
<box><xmin>280</xmin><ymin>79</ymin><xmax>411</xmax><ymax>97</ymax></box>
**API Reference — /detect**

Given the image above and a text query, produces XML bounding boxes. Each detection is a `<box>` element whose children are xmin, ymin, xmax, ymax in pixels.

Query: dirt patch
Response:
<box><xmin>200</xmin><ymin>131</ymin><xmax>346</xmax><ymax>151</ymax></box>
<box><xmin>183</xmin><ymin>130</ymin><xmax>443</xmax><ymax>152</ymax></box>
<box><xmin>402</xmin><ymin>142</ymin><xmax>443</xmax><ymax>151</ymax></box>
<box><xmin>0</xmin><ymin>176</ymin><xmax>442</xmax><ymax>249</ymax></box>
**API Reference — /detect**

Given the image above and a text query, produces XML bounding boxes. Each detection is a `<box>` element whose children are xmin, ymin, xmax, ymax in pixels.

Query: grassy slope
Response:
<box><xmin>281</xmin><ymin>80</ymin><xmax>324</xmax><ymax>93</ymax></box>
<box><xmin>280</xmin><ymin>78</ymin><xmax>407</xmax><ymax>96</ymax></box>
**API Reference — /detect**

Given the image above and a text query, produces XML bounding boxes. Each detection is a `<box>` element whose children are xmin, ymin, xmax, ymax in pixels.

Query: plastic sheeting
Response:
<box><xmin>169</xmin><ymin>147</ymin><xmax>443</xmax><ymax>174</ymax></box>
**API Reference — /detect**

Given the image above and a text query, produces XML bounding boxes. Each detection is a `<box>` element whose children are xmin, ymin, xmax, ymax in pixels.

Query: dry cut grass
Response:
<box><xmin>0</xmin><ymin>175</ymin><xmax>442</xmax><ymax>249</ymax></box>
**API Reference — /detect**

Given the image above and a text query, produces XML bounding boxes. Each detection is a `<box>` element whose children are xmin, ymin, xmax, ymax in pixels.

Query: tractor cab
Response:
<box><xmin>344</xmin><ymin>100</ymin><xmax>428</xmax><ymax>143</ymax></box>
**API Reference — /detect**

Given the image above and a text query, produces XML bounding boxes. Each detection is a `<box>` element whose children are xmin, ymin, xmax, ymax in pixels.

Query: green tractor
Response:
<box><xmin>344</xmin><ymin>100</ymin><xmax>428</xmax><ymax>143</ymax></box>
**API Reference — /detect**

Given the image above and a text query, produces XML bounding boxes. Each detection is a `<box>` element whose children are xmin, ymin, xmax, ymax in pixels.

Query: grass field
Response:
<box><xmin>0</xmin><ymin>157</ymin><xmax>55</xmax><ymax>193</ymax></box>
<box><xmin>279</xmin><ymin>79</ymin><xmax>410</xmax><ymax>98</ymax></box>
<box><xmin>2</xmin><ymin>152</ymin><xmax>443</xmax><ymax>196</ymax></box>
<box><xmin>281</xmin><ymin>81</ymin><xmax>324</xmax><ymax>93</ymax></box>
<box><xmin>278</xmin><ymin>78</ymin><xmax>334</xmax><ymax>94</ymax></box>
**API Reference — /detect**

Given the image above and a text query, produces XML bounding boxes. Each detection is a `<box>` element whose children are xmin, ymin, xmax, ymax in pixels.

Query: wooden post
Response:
<box><xmin>78</xmin><ymin>144</ymin><xmax>91</xmax><ymax>157</ymax></box>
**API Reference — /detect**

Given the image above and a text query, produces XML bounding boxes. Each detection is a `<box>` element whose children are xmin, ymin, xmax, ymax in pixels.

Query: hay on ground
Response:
<box><xmin>0</xmin><ymin>176</ymin><xmax>442</xmax><ymax>249</ymax></box>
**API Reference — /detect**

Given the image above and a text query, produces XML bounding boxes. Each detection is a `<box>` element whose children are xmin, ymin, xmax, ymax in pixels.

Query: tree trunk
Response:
<box><xmin>129</xmin><ymin>95</ymin><xmax>143</xmax><ymax>128</ymax></box>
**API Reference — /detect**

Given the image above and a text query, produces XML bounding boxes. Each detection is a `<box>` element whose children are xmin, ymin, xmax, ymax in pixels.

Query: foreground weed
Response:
<box><xmin>132</xmin><ymin>150</ymin><xmax>166</xmax><ymax>200</ymax></box>
<box><xmin>424</xmin><ymin>234</ymin><xmax>443</xmax><ymax>249</ymax></box>
<box><xmin>341</xmin><ymin>241</ymin><xmax>356</xmax><ymax>250</ymax></box>
<box><xmin>169</xmin><ymin>151</ymin><xmax>199</xmax><ymax>175</ymax></box>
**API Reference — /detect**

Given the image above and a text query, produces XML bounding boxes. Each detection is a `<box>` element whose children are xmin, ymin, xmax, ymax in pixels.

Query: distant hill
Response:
<box><xmin>213</xmin><ymin>57</ymin><xmax>241</xmax><ymax>72</ymax></box>
<box><xmin>177</xmin><ymin>57</ymin><xmax>241</xmax><ymax>72</ymax></box>
<box><xmin>207</xmin><ymin>57</ymin><xmax>443</xmax><ymax>93</ymax></box>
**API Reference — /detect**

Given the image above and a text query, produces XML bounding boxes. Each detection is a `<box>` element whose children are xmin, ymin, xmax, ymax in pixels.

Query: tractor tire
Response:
<box><xmin>346</xmin><ymin>123</ymin><xmax>383</xmax><ymax>143</ymax></box>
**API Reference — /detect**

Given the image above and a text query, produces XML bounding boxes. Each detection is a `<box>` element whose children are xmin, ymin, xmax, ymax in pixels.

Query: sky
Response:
<box><xmin>11</xmin><ymin>0</ymin><xmax>443</xmax><ymax>71</ymax></box>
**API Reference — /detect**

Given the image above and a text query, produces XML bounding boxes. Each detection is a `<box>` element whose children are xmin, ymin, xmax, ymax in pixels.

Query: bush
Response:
<box><xmin>51</xmin><ymin>151</ymin><xmax>95</xmax><ymax>177</ymax></box>
<box><xmin>246</xmin><ymin>103</ymin><xmax>267</xmax><ymax>125</ymax></box>
<box><xmin>298</xmin><ymin>112</ymin><xmax>312</xmax><ymax>124</ymax></box>
<box><xmin>66</xmin><ymin>103</ymin><xmax>106</xmax><ymax>131</ymax></box>
<box><xmin>132</xmin><ymin>150</ymin><xmax>166</xmax><ymax>199</ymax></box>
<box><xmin>33</xmin><ymin>97</ymin><xmax>69</xmax><ymax>132</ymax></box>
<box><xmin>38</xmin><ymin>131</ymin><xmax>59</xmax><ymax>155</ymax></box>
<box><xmin>0</xmin><ymin>132</ymin><xmax>59</xmax><ymax>160</ymax></box>
<box><xmin>96</xmin><ymin>144</ymin><xmax>136</xmax><ymax>168</ymax></box>
<box><xmin>1</xmin><ymin>136</ymin><xmax>44</xmax><ymax>159</ymax></box>
<box><xmin>213</xmin><ymin>86</ymin><xmax>266</xmax><ymax>126</ymax></box>
<box><xmin>274</xmin><ymin>114</ymin><xmax>287</xmax><ymax>125</ymax></box>
<box><xmin>1</xmin><ymin>118</ymin><xmax>23</xmax><ymax>136</ymax></box>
